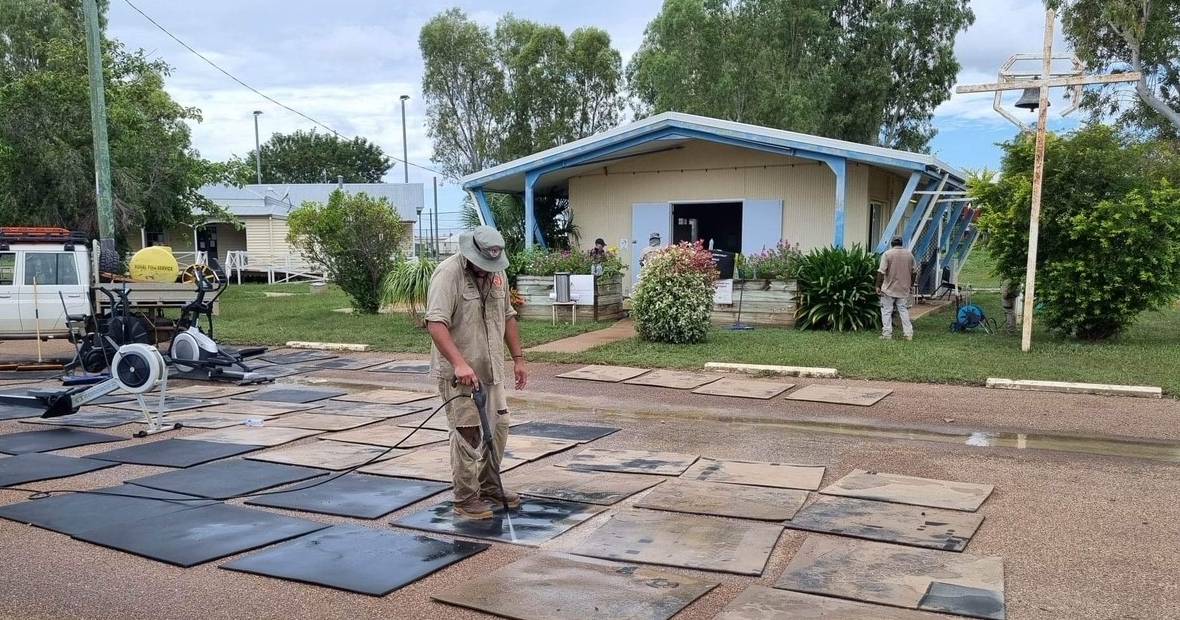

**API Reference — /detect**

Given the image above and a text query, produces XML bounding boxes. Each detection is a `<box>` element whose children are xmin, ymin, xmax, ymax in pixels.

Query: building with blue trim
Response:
<box><xmin>461</xmin><ymin>112</ymin><xmax>978</xmax><ymax>292</ymax></box>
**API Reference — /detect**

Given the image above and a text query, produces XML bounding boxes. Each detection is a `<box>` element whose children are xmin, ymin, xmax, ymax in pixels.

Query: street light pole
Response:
<box><xmin>82</xmin><ymin>0</ymin><xmax>114</xmax><ymax>241</ymax></box>
<box><xmin>399</xmin><ymin>95</ymin><xmax>410</xmax><ymax>184</ymax></box>
<box><xmin>252</xmin><ymin>110</ymin><xmax>263</xmax><ymax>184</ymax></box>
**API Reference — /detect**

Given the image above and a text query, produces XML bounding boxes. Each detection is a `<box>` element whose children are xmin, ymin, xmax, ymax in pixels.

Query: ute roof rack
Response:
<box><xmin>0</xmin><ymin>227</ymin><xmax>89</xmax><ymax>250</ymax></box>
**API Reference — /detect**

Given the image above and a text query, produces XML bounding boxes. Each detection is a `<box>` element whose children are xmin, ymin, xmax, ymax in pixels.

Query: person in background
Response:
<box><xmin>589</xmin><ymin>238</ymin><xmax>607</xmax><ymax>277</ymax></box>
<box><xmin>1001</xmin><ymin>279</ymin><xmax>1020</xmax><ymax>335</ymax></box>
<box><xmin>639</xmin><ymin>232</ymin><xmax>664</xmax><ymax>268</ymax></box>
<box><xmin>875</xmin><ymin>237</ymin><xmax>918</xmax><ymax>341</ymax></box>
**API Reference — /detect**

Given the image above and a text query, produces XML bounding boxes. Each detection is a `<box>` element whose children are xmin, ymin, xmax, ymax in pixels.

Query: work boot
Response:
<box><xmin>482</xmin><ymin>487</ymin><xmax>521</xmax><ymax>509</ymax></box>
<box><xmin>452</xmin><ymin>496</ymin><xmax>495</xmax><ymax>520</ymax></box>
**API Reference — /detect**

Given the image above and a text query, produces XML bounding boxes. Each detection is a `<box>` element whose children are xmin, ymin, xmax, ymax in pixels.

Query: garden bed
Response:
<box><xmin>711</xmin><ymin>279</ymin><xmax>798</xmax><ymax>326</ymax></box>
<box><xmin>517</xmin><ymin>274</ymin><xmax>625</xmax><ymax>322</ymax></box>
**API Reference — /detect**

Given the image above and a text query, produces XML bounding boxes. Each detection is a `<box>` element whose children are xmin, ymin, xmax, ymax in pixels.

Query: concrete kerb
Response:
<box><xmin>286</xmin><ymin>341</ymin><xmax>371</xmax><ymax>352</ymax></box>
<box><xmin>986</xmin><ymin>378</ymin><xmax>1162</xmax><ymax>399</ymax></box>
<box><xmin>705</xmin><ymin>362</ymin><xmax>838</xmax><ymax>378</ymax></box>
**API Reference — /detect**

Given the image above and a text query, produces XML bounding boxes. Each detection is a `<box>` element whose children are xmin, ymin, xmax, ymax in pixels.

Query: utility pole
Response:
<box><xmin>82</xmin><ymin>0</ymin><xmax>114</xmax><ymax>241</ymax></box>
<box><xmin>432</xmin><ymin>177</ymin><xmax>440</xmax><ymax>258</ymax></box>
<box><xmin>399</xmin><ymin>95</ymin><xmax>410</xmax><ymax>184</ymax></box>
<box><xmin>955</xmin><ymin>8</ymin><xmax>1140</xmax><ymax>353</ymax></box>
<box><xmin>253</xmin><ymin>110</ymin><xmax>264</xmax><ymax>184</ymax></box>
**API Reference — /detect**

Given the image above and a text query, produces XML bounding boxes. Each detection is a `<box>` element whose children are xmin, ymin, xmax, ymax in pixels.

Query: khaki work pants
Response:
<box><xmin>438</xmin><ymin>379</ymin><xmax>510</xmax><ymax>503</ymax></box>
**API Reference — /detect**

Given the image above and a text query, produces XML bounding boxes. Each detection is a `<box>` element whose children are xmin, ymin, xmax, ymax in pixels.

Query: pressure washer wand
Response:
<box><xmin>470</xmin><ymin>383</ymin><xmax>511</xmax><ymax>513</ymax></box>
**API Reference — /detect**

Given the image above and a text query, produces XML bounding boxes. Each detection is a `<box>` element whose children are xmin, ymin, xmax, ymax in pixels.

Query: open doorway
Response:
<box><xmin>671</xmin><ymin>202</ymin><xmax>742</xmax><ymax>253</ymax></box>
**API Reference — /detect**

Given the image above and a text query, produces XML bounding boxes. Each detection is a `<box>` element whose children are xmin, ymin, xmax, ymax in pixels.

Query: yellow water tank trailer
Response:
<box><xmin>128</xmin><ymin>246</ymin><xmax>180</xmax><ymax>282</ymax></box>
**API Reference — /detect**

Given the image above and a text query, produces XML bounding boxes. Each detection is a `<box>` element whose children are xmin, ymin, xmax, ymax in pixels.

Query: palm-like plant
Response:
<box><xmin>381</xmin><ymin>258</ymin><xmax>438</xmax><ymax>325</ymax></box>
<box><xmin>793</xmin><ymin>244</ymin><xmax>880</xmax><ymax>332</ymax></box>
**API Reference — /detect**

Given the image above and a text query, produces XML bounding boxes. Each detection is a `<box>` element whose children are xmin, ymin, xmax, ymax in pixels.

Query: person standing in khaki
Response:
<box><xmin>875</xmin><ymin>237</ymin><xmax>918</xmax><ymax>340</ymax></box>
<box><xmin>425</xmin><ymin>226</ymin><xmax>527</xmax><ymax>519</ymax></box>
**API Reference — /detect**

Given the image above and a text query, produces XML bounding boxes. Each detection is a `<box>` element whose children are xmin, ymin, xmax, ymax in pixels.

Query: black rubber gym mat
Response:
<box><xmin>0</xmin><ymin>404</ymin><xmax>44</xmax><ymax>421</ymax></box>
<box><xmin>71</xmin><ymin>503</ymin><xmax>328</xmax><ymax>567</ymax></box>
<box><xmin>24</xmin><ymin>408</ymin><xmax>145</xmax><ymax>428</ymax></box>
<box><xmin>221</xmin><ymin>524</ymin><xmax>487</xmax><ymax>595</ymax></box>
<box><xmin>245</xmin><ymin>473</ymin><xmax>447</xmax><ymax>519</ymax></box>
<box><xmin>258</xmin><ymin>351</ymin><xmax>336</xmax><ymax>365</ymax></box>
<box><xmin>510</xmin><ymin>422</ymin><xmax>621</xmax><ymax>443</ymax></box>
<box><xmin>0</xmin><ymin>370</ymin><xmax>63</xmax><ymax>380</ymax></box>
<box><xmin>394</xmin><ymin>497</ymin><xmax>607</xmax><ymax>547</ymax></box>
<box><xmin>233</xmin><ymin>386</ymin><xmax>348</xmax><ymax>404</ymax></box>
<box><xmin>0</xmin><ymin>428</ymin><xmax>124</xmax><ymax>455</ymax></box>
<box><xmin>89</xmin><ymin>439</ymin><xmax>265</xmax><ymax>468</ymax></box>
<box><xmin>0</xmin><ymin>485</ymin><xmax>214</xmax><ymax>536</ymax></box>
<box><xmin>0</xmin><ymin>453</ymin><xmax>118</xmax><ymax>487</ymax></box>
<box><xmin>125</xmin><ymin>459</ymin><xmax>326</xmax><ymax>499</ymax></box>
<box><xmin>366</xmin><ymin>361</ymin><xmax>431</xmax><ymax>374</ymax></box>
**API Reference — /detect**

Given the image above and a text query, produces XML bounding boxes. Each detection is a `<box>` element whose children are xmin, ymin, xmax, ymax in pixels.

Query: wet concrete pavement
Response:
<box><xmin>1</xmin><ymin>353</ymin><xmax>1178</xmax><ymax>619</ymax></box>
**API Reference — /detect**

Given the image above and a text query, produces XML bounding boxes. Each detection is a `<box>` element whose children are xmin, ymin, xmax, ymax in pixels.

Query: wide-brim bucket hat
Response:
<box><xmin>459</xmin><ymin>225</ymin><xmax>510</xmax><ymax>272</ymax></box>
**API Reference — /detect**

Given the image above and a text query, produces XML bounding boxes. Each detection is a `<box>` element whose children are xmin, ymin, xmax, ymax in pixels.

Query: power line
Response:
<box><xmin>120</xmin><ymin>0</ymin><xmax>445</xmax><ymax>177</ymax></box>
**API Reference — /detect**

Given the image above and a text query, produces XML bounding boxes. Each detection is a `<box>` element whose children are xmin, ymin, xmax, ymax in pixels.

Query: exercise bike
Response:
<box><xmin>167</xmin><ymin>270</ymin><xmax>271</xmax><ymax>385</ymax></box>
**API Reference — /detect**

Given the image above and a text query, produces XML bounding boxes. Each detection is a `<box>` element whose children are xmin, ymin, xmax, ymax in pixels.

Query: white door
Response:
<box><xmin>631</xmin><ymin>202</ymin><xmax>672</xmax><ymax>285</ymax></box>
<box><xmin>740</xmin><ymin>199</ymin><xmax>784</xmax><ymax>255</ymax></box>
<box><xmin>0</xmin><ymin>251</ymin><xmax>19</xmax><ymax>335</ymax></box>
<box><xmin>19</xmin><ymin>250</ymin><xmax>85</xmax><ymax>334</ymax></box>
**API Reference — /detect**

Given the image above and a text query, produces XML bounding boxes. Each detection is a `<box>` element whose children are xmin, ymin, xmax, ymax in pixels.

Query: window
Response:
<box><xmin>23</xmin><ymin>252</ymin><xmax>79</xmax><ymax>286</ymax></box>
<box><xmin>0</xmin><ymin>253</ymin><xmax>14</xmax><ymax>286</ymax></box>
<box><xmin>145</xmin><ymin>230</ymin><xmax>166</xmax><ymax>246</ymax></box>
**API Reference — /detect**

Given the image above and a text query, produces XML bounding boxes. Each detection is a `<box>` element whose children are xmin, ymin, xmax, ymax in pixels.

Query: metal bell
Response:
<box><xmin>1014</xmin><ymin>87</ymin><xmax>1047</xmax><ymax>111</ymax></box>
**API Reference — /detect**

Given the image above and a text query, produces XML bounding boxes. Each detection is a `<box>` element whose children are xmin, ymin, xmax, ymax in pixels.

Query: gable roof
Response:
<box><xmin>198</xmin><ymin>183</ymin><xmax>423</xmax><ymax>221</ymax></box>
<box><xmin>460</xmin><ymin>111</ymin><xmax>965</xmax><ymax>193</ymax></box>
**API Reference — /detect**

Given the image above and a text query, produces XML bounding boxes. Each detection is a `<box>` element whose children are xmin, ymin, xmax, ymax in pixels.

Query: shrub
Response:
<box><xmin>631</xmin><ymin>242</ymin><xmax>718</xmax><ymax>344</ymax></box>
<box><xmin>381</xmin><ymin>257</ymin><xmax>437</xmax><ymax>325</ymax></box>
<box><xmin>287</xmin><ymin>190</ymin><xmax>408</xmax><ymax>314</ymax></box>
<box><xmin>514</xmin><ymin>247</ymin><xmax>627</xmax><ymax>279</ymax></box>
<box><xmin>792</xmin><ymin>244</ymin><xmax>880</xmax><ymax>332</ymax></box>
<box><xmin>737</xmin><ymin>240</ymin><xmax>802</xmax><ymax>280</ymax></box>
<box><xmin>973</xmin><ymin>125</ymin><xmax>1180</xmax><ymax>339</ymax></box>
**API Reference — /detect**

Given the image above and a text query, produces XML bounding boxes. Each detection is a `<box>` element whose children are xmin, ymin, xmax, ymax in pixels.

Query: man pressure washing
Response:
<box><xmin>425</xmin><ymin>225</ymin><xmax>528</xmax><ymax>520</ymax></box>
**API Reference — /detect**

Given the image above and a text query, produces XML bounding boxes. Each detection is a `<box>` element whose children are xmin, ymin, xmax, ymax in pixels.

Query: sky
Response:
<box><xmin>105</xmin><ymin>0</ymin><xmax>1087</xmax><ymax>237</ymax></box>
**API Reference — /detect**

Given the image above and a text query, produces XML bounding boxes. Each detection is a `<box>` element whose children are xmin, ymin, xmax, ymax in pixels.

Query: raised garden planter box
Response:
<box><xmin>710</xmin><ymin>279</ymin><xmax>798</xmax><ymax>327</ymax></box>
<box><xmin>516</xmin><ymin>274</ymin><xmax>624</xmax><ymax>322</ymax></box>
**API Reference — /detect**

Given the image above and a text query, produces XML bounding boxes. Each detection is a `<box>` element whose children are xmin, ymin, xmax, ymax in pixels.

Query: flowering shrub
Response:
<box><xmin>631</xmin><ymin>242</ymin><xmax>719</xmax><ymax>344</ymax></box>
<box><xmin>736</xmin><ymin>240</ymin><xmax>801</xmax><ymax>280</ymax></box>
<box><xmin>514</xmin><ymin>247</ymin><xmax>626</xmax><ymax>279</ymax></box>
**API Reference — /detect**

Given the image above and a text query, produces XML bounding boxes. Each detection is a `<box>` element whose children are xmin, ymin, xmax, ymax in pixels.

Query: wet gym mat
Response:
<box><xmin>167</xmin><ymin>385</ymin><xmax>257</xmax><ymax>399</ymax></box>
<box><xmin>682</xmin><ymin>457</ymin><xmax>825</xmax><ymax>490</ymax></box>
<box><xmin>0</xmin><ymin>428</ymin><xmax>124</xmax><ymax>454</ymax></box>
<box><xmin>314</xmin><ymin>401</ymin><xmax>433</xmax><ymax>418</ymax></box>
<box><xmin>786</xmin><ymin>495</ymin><xmax>984</xmax><ymax>551</ymax></box>
<box><xmin>247</xmin><ymin>441</ymin><xmax>405</xmax><ymax>470</ymax></box>
<box><xmin>510</xmin><ymin>421</ymin><xmax>620</xmax><ymax>443</ymax></box>
<box><xmin>821</xmin><ymin>469</ymin><xmax>995</xmax><ymax>512</ymax></box>
<box><xmin>88</xmin><ymin>439</ymin><xmax>264</xmax><ymax>467</ymax></box>
<box><xmin>0</xmin><ymin>404</ymin><xmax>43</xmax><ymax>421</ymax></box>
<box><xmin>635</xmin><ymin>479</ymin><xmax>808</xmax><ymax>521</ymax></box>
<box><xmin>691</xmin><ymin>377</ymin><xmax>795</xmax><ymax>399</ymax></box>
<box><xmin>258</xmin><ymin>351</ymin><xmax>337</xmax><ymax>365</ymax></box>
<box><xmin>558</xmin><ymin>447</ymin><xmax>698</xmax><ymax>476</ymax></box>
<box><xmin>23</xmin><ymin>408</ymin><xmax>145</xmax><ymax>428</ymax></box>
<box><xmin>784</xmin><ymin>384</ymin><xmax>893</xmax><ymax>406</ymax></box>
<box><xmin>0</xmin><ymin>370</ymin><xmax>64</xmax><ymax>380</ymax></box>
<box><xmin>571</xmin><ymin>509</ymin><xmax>782</xmax><ymax>576</ymax></box>
<box><xmin>201</xmin><ymin>401</ymin><xmax>322</xmax><ymax>416</ymax></box>
<box><xmin>396</xmin><ymin>416</ymin><xmax>525</xmax><ymax>432</ymax></box>
<box><xmin>623</xmin><ymin>369</ymin><xmax>722</xmax><ymax>390</ymax></box>
<box><xmin>267</xmin><ymin>412</ymin><xmax>383</xmax><ymax>431</ymax></box>
<box><xmin>234</xmin><ymin>386</ymin><xmax>348</xmax><ymax>404</ymax></box>
<box><xmin>222</xmin><ymin>525</ymin><xmax>487</xmax><ymax>596</ymax></box>
<box><xmin>297</xmin><ymin>356</ymin><xmax>396</xmax><ymax>371</ymax></box>
<box><xmin>0</xmin><ymin>453</ymin><xmax>117</xmax><ymax>487</ymax></box>
<box><xmin>503</xmin><ymin>435</ymin><xmax>578</xmax><ymax>462</ymax></box>
<box><xmin>245</xmin><ymin>473</ymin><xmax>447</xmax><ymax>518</ymax></box>
<box><xmin>367</xmin><ymin>360</ymin><xmax>431</xmax><ymax>374</ymax></box>
<box><xmin>126</xmin><ymin>458</ymin><xmax>326</xmax><ymax>499</ymax></box>
<box><xmin>330</xmin><ymin>389</ymin><xmax>434</xmax><ymax>405</ymax></box>
<box><xmin>325</xmin><ymin>425</ymin><xmax>450</xmax><ymax>449</ymax></box>
<box><xmin>556</xmin><ymin>365</ymin><xmax>650</xmax><ymax>383</ymax></box>
<box><xmin>359</xmin><ymin>445</ymin><xmax>520</xmax><ymax>482</ymax></box>
<box><xmin>183</xmin><ymin>425</ymin><xmax>323</xmax><ymax>447</ymax></box>
<box><xmin>715</xmin><ymin>586</ymin><xmax>933</xmax><ymax>620</ymax></box>
<box><xmin>0</xmin><ymin>485</ymin><xmax>213</xmax><ymax>536</ymax></box>
<box><xmin>775</xmin><ymin>536</ymin><xmax>1005</xmax><ymax>620</ymax></box>
<box><xmin>247</xmin><ymin>364</ymin><xmax>312</xmax><ymax>379</ymax></box>
<box><xmin>157</xmin><ymin>411</ymin><xmax>277</xmax><ymax>429</ymax></box>
<box><xmin>394</xmin><ymin>497</ymin><xmax>605</xmax><ymax>547</ymax></box>
<box><xmin>433</xmin><ymin>552</ymin><xmax>717</xmax><ymax>620</ymax></box>
<box><xmin>72</xmin><ymin>503</ymin><xmax>328</xmax><ymax>567</ymax></box>
<box><xmin>103</xmin><ymin>397</ymin><xmax>220</xmax><ymax>414</ymax></box>
<box><xmin>506</xmin><ymin>466</ymin><xmax>664</xmax><ymax>505</ymax></box>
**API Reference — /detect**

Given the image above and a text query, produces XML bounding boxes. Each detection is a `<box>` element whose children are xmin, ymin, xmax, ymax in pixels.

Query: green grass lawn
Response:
<box><xmin>955</xmin><ymin>247</ymin><xmax>1002</xmax><ymax>289</ymax></box>
<box><xmin>214</xmin><ymin>283</ymin><xmax>608</xmax><ymax>354</ymax></box>
<box><xmin>533</xmin><ymin>290</ymin><xmax>1180</xmax><ymax>395</ymax></box>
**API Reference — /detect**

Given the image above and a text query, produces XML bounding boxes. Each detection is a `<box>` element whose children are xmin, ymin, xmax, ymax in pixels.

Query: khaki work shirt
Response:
<box><xmin>424</xmin><ymin>253</ymin><xmax>516</xmax><ymax>386</ymax></box>
<box><xmin>878</xmin><ymin>247</ymin><xmax>917</xmax><ymax>298</ymax></box>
